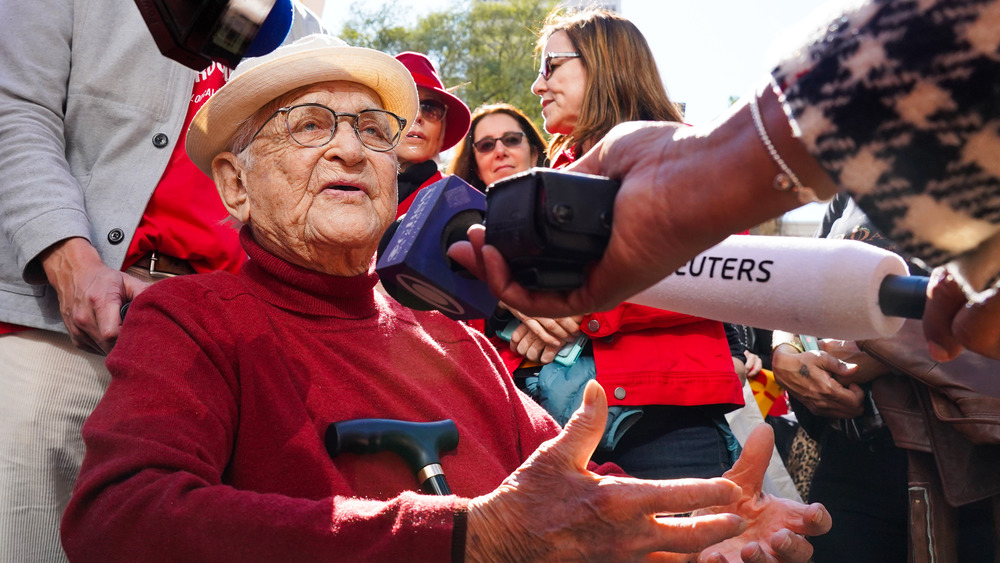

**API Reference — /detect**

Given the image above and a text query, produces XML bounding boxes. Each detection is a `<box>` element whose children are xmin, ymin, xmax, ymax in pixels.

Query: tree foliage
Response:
<box><xmin>338</xmin><ymin>0</ymin><xmax>558</xmax><ymax>132</ymax></box>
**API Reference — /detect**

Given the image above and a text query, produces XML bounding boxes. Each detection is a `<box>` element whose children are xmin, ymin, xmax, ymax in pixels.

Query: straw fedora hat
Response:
<box><xmin>394</xmin><ymin>52</ymin><xmax>471</xmax><ymax>152</ymax></box>
<box><xmin>186</xmin><ymin>34</ymin><xmax>418</xmax><ymax>177</ymax></box>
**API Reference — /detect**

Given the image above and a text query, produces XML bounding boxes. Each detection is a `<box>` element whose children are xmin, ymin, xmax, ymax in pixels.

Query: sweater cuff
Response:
<box><xmin>451</xmin><ymin>507</ymin><xmax>468</xmax><ymax>563</ymax></box>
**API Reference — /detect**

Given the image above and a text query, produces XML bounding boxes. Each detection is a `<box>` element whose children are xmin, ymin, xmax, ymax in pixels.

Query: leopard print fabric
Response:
<box><xmin>772</xmin><ymin>0</ymin><xmax>1000</xmax><ymax>293</ymax></box>
<box><xmin>785</xmin><ymin>425</ymin><xmax>821</xmax><ymax>502</ymax></box>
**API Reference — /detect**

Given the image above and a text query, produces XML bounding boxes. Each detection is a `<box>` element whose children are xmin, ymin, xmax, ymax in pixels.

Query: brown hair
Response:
<box><xmin>537</xmin><ymin>8</ymin><xmax>683</xmax><ymax>160</ymax></box>
<box><xmin>446</xmin><ymin>103</ymin><xmax>548</xmax><ymax>192</ymax></box>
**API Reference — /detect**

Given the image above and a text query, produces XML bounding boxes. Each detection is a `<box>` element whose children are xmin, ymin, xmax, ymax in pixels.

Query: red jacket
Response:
<box><xmin>554</xmin><ymin>150</ymin><xmax>743</xmax><ymax>409</ymax></box>
<box><xmin>583</xmin><ymin>304</ymin><xmax>743</xmax><ymax>408</ymax></box>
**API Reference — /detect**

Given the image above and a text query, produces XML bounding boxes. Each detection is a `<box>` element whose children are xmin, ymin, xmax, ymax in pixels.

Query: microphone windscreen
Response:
<box><xmin>627</xmin><ymin>235</ymin><xmax>909</xmax><ymax>340</ymax></box>
<box><xmin>245</xmin><ymin>0</ymin><xmax>293</xmax><ymax>57</ymax></box>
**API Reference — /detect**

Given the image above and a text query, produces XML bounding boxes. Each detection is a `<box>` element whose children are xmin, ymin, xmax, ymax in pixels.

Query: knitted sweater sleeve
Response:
<box><xmin>771</xmin><ymin>0</ymin><xmax>1000</xmax><ymax>293</ymax></box>
<box><xmin>61</xmin><ymin>278</ymin><xmax>466</xmax><ymax>563</ymax></box>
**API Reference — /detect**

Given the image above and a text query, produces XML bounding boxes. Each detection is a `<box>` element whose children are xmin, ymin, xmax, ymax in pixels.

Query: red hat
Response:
<box><xmin>394</xmin><ymin>51</ymin><xmax>471</xmax><ymax>152</ymax></box>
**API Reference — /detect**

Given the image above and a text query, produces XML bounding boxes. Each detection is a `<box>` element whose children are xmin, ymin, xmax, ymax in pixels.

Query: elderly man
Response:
<box><xmin>60</xmin><ymin>35</ymin><xmax>828</xmax><ymax>562</ymax></box>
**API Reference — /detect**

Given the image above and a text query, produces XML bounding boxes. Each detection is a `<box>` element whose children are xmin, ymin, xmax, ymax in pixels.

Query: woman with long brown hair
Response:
<box><xmin>527</xmin><ymin>7</ymin><xmax>745</xmax><ymax>481</ymax></box>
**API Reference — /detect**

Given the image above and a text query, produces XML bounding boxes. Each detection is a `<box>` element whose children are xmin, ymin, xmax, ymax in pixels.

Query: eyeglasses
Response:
<box><xmin>418</xmin><ymin>99</ymin><xmax>448</xmax><ymax>123</ymax></box>
<box><xmin>539</xmin><ymin>52</ymin><xmax>580</xmax><ymax>80</ymax></box>
<box><xmin>472</xmin><ymin>132</ymin><xmax>526</xmax><ymax>154</ymax></box>
<box><xmin>244</xmin><ymin>103</ymin><xmax>406</xmax><ymax>153</ymax></box>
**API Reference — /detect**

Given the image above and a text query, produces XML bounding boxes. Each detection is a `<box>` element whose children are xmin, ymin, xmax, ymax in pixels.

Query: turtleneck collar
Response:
<box><xmin>237</xmin><ymin>226</ymin><xmax>380</xmax><ymax>319</ymax></box>
<box><xmin>397</xmin><ymin>160</ymin><xmax>441</xmax><ymax>204</ymax></box>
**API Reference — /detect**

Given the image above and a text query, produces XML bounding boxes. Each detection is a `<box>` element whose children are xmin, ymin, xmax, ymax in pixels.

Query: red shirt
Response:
<box><xmin>123</xmin><ymin>62</ymin><xmax>246</xmax><ymax>275</ymax></box>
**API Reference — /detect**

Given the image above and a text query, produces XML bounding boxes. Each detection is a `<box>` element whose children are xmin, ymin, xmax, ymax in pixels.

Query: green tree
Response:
<box><xmin>338</xmin><ymin>0</ymin><xmax>557</xmax><ymax>132</ymax></box>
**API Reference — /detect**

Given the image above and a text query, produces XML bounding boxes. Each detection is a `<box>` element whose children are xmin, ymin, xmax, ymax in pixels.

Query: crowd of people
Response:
<box><xmin>0</xmin><ymin>0</ymin><xmax>997</xmax><ymax>560</ymax></box>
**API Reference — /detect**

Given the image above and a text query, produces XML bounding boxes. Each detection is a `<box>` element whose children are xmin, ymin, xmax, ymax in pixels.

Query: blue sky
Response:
<box><xmin>321</xmin><ymin>0</ymin><xmax>834</xmax><ymax>222</ymax></box>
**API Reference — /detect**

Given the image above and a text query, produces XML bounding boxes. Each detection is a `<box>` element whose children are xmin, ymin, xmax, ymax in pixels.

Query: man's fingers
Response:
<box><xmin>722</xmin><ymin>424</ymin><xmax>772</xmax><ymax>491</ymax></box>
<box><xmin>645</xmin><ymin>513</ymin><xmax>745</xmax><ymax>556</ymax></box>
<box><xmin>92</xmin><ymin>300</ymin><xmax>122</xmax><ymax>354</ymax></box>
<box><xmin>636</xmin><ymin>477</ymin><xmax>741</xmax><ymax>517</ymax></box>
<box><xmin>763</xmin><ymin>529</ymin><xmax>814</xmax><ymax>563</ymax></box>
<box><xmin>557</xmin><ymin>380</ymin><xmax>610</xmax><ymax>469</ymax></box>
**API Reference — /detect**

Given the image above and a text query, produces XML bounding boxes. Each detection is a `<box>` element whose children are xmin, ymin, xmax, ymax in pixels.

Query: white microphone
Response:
<box><xmin>627</xmin><ymin>235</ymin><xmax>927</xmax><ymax>340</ymax></box>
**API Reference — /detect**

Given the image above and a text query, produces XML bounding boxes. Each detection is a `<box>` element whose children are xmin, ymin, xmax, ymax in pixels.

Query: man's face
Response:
<box><xmin>237</xmin><ymin>81</ymin><xmax>399</xmax><ymax>275</ymax></box>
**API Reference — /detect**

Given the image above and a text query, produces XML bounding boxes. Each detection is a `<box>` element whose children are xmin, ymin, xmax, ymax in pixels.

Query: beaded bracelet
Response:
<box><xmin>749</xmin><ymin>87</ymin><xmax>820</xmax><ymax>205</ymax></box>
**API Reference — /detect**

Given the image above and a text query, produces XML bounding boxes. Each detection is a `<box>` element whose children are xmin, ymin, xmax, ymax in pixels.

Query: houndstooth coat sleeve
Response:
<box><xmin>772</xmin><ymin>0</ymin><xmax>1000</xmax><ymax>295</ymax></box>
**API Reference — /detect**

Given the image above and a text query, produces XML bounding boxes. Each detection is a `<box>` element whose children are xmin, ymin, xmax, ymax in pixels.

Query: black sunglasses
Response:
<box><xmin>539</xmin><ymin>52</ymin><xmax>581</xmax><ymax>80</ymax></box>
<box><xmin>472</xmin><ymin>132</ymin><xmax>527</xmax><ymax>154</ymax></box>
<box><xmin>419</xmin><ymin>99</ymin><xmax>448</xmax><ymax>122</ymax></box>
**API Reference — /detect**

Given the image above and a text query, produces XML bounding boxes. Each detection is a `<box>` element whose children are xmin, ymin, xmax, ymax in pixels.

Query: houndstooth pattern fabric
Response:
<box><xmin>772</xmin><ymin>0</ymin><xmax>1000</xmax><ymax>292</ymax></box>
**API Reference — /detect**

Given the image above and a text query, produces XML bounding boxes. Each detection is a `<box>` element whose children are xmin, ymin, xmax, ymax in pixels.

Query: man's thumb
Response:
<box><xmin>558</xmin><ymin>380</ymin><xmax>609</xmax><ymax>470</ymax></box>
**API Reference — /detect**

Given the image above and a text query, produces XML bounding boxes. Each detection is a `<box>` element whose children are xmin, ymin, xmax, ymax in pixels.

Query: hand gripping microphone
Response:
<box><xmin>482</xmin><ymin>171</ymin><xmax>928</xmax><ymax>340</ymax></box>
<box><xmin>378</xmin><ymin>169</ymin><xmax>928</xmax><ymax>341</ymax></box>
<box><xmin>135</xmin><ymin>0</ymin><xmax>294</xmax><ymax>70</ymax></box>
<box><xmin>376</xmin><ymin>170</ymin><xmax>617</xmax><ymax>320</ymax></box>
<box><xmin>376</xmin><ymin>175</ymin><xmax>497</xmax><ymax>320</ymax></box>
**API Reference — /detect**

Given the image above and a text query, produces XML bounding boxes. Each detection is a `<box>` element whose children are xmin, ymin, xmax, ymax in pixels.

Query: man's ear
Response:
<box><xmin>213</xmin><ymin>153</ymin><xmax>250</xmax><ymax>223</ymax></box>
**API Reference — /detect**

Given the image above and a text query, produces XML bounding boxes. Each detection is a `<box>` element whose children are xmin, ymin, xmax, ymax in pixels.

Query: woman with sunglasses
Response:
<box><xmin>447</xmin><ymin>103</ymin><xmax>547</xmax><ymax>192</ymax></box>
<box><xmin>393</xmin><ymin>51</ymin><xmax>472</xmax><ymax>218</ymax></box>
<box><xmin>448</xmin><ymin>104</ymin><xmax>584</xmax><ymax>382</ymax></box>
<box><xmin>524</xmin><ymin>7</ymin><xmax>747</xmax><ymax>482</ymax></box>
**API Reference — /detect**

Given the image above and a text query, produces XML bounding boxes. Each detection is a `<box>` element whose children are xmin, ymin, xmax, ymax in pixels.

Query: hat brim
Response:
<box><xmin>187</xmin><ymin>44</ymin><xmax>418</xmax><ymax>177</ymax></box>
<box><xmin>438</xmin><ymin>89</ymin><xmax>472</xmax><ymax>152</ymax></box>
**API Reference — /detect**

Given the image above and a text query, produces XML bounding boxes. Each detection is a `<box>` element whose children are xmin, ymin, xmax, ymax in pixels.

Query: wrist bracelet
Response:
<box><xmin>750</xmin><ymin>84</ymin><xmax>819</xmax><ymax>204</ymax></box>
<box><xmin>772</xmin><ymin>339</ymin><xmax>805</xmax><ymax>354</ymax></box>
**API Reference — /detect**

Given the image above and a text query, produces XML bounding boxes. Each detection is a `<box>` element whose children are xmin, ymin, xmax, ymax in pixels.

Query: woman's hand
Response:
<box><xmin>505</xmin><ymin>307</ymin><xmax>582</xmax><ymax>363</ymax></box>
<box><xmin>770</xmin><ymin>344</ymin><xmax>864</xmax><ymax>419</ymax></box>
<box><xmin>817</xmin><ymin>339</ymin><xmax>889</xmax><ymax>385</ymax></box>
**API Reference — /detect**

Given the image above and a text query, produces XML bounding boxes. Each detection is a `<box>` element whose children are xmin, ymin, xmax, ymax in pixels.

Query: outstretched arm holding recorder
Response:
<box><xmin>450</xmin><ymin>0</ymin><xmax>1000</xmax><ymax>361</ymax></box>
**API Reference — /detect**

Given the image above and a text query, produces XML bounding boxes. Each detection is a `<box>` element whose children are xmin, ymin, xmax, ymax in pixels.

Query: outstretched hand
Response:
<box><xmin>694</xmin><ymin>424</ymin><xmax>832</xmax><ymax>563</ymax></box>
<box><xmin>466</xmin><ymin>380</ymin><xmax>831</xmax><ymax>562</ymax></box>
<box><xmin>466</xmin><ymin>380</ymin><xmax>746</xmax><ymax>562</ymax></box>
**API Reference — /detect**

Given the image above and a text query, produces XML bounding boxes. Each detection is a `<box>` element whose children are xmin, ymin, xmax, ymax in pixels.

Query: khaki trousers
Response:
<box><xmin>0</xmin><ymin>330</ymin><xmax>109</xmax><ymax>562</ymax></box>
